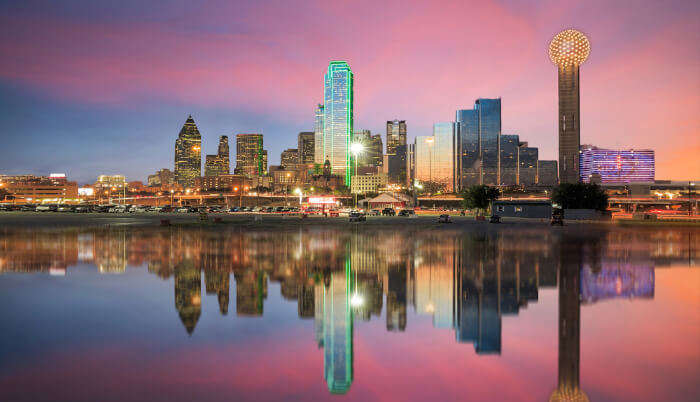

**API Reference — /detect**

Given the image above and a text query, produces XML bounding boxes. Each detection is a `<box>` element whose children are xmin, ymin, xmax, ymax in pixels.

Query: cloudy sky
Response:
<box><xmin>0</xmin><ymin>0</ymin><xmax>698</xmax><ymax>183</ymax></box>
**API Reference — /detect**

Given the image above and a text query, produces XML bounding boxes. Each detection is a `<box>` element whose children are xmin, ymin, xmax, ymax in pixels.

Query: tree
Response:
<box><xmin>461</xmin><ymin>185</ymin><xmax>500</xmax><ymax>215</ymax></box>
<box><xmin>551</xmin><ymin>183</ymin><xmax>608</xmax><ymax>211</ymax></box>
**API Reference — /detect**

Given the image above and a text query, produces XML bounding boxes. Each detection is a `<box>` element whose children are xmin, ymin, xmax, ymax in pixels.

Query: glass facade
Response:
<box><xmin>323</xmin><ymin>62</ymin><xmax>354</xmax><ymax>185</ymax></box>
<box><xmin>386</xmin><ymin>120</ymin><xmax>407</xmax><ymax>185</ymax></box>
<box><xmin>456</xmin><ymin>98</ymin><xmax>501</xmax><ymax>187</ymax></box>
<box><xmin>499</xmin><ymin>134</ymin><xmax>519</xmax><ymax>186</ymax></box>
<box><xmin>413</xmin><ymin>123</ymin><xmax>458</xmax><ymax>192</ymax></box>
<box><xmin>314</xmin><ymin>104</ymin><xmax>324</xmax><ymax>165</ymax></box>
<box><xmin>518</xmin><ymin>145</ymin><xmax>538</xmax><ymax>186</ymax></box>
<box><xmin>235</xmin><ymin>134</ymin><xmax>267</xmax><ymax>177</ymax></box>
<box><xmin>579</xmin><ymin>146</ymin><xmax>655</xmax><ymax>183</ymax></box>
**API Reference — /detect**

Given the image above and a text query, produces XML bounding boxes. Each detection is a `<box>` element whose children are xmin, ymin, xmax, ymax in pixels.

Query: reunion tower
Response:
<box><xmin>549</xmin><ymin>29</ymin><xmax>591</xmax><ymax>184</ymax></box>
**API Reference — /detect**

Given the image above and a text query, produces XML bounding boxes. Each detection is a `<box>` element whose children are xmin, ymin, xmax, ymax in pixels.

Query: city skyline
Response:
<box><xmin>0</xmin><ymin>1</ymin><xmax>697</xmax><ymax>183</ymax></box>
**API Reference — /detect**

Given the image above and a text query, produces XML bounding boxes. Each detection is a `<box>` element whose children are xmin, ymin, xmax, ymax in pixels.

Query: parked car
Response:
<box><xmin>130</xmin><ymin>206</ymin><xmax>149</xmax><ymax>213</ymax></box>
<box><xmin>398</xmin><ymin>209</ymin><xmax>415</xmax><ymax>216</ymax></box>
<box><xmin>109</xmin><ymin>205</ymin><xmax>128</xmax><ymax>213</ymax></box>
<box><xmin>381</xmin><ymin>208</ymin><xmax>396</xmax><ymax>216</ymax></box>
<box><xmin>349</xmin><ymin>211</ymin><xmax>366</xmax><ymax>222</ymax></box>
<box><xmin>35</xmin><ymin>205</ymin><xmax>52</xmax><ymax>212</ymax></box>
<box><xmin>438</xmin><ymin>214</ymin><xmax>452</xmax><ymax>223</ymax></box>
<box><xmin>489</xmin><ymin>215</ymin><xmax>501</xmax><ymax>224</ymax></box>
<box><xmin>369</xmin><ymin>209</ymin><xmax>381</xmax><ymax>216</ymax></box>
<box><xmin>72</xmin><ymin>205</ymin><xmax>90</xmax><ymax>213</ymax></box>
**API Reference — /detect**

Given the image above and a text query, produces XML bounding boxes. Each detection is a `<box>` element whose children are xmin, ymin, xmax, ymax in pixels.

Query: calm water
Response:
<box><xmin>0</xmin><ymin>225</ymin><xmax>698</xmax><ymax>402</ymax></box>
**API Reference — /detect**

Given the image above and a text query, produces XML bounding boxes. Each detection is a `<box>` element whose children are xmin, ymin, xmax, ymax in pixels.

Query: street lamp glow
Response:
<box><xmin>294</xmin><ymin>188</ymin><xmax>302</xmax><ymax>195</ymax></box>
<box><xmin>350</xmin><ymin>293</ymin><xmax>364</xmax><ymax>307</ymax></box>
<box><xmin>350</xmin><ymin>142</ymin><xmax>364</xmax><ymax>155</ymax></box>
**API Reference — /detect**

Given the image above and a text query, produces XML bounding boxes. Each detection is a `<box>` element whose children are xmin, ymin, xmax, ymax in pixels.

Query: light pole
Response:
<box><xmin>350</xmin><ymin>142</ymin><xmax>364</xmax><ymax>208</ymax></box>
<box><xmin>294</xmin><ymin>187</ymin><xmax>302</xmax><ymax>206</ymax></box>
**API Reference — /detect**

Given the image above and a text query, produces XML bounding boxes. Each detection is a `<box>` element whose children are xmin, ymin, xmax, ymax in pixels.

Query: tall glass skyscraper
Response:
<box><xmin>456</xmin><ymin>98</ymin><xmax>501</xmax><ymax>187</ymax></box>
<box><xmin>314</xmin><ymin>104</ymin><xmax>324</xmax><ymax>165</ymax></box>
<box><xmin>323</xmin><ymin>61</ymin><xmax>354</xmax><ymax>185</ymax></box>
<box><xmin>174</xmin><ymin>115</ymin><xmax>202</xmax><ymax>187</ymax></box>
<box><xmin>386</xmin><ymin>120</ymin><xmax>407</xmax><ymax>185</ymax></box>
<box><xmin>413</xmin><ymin>122</ymin><xmax>458</xmax><ymax>192</ymax></box>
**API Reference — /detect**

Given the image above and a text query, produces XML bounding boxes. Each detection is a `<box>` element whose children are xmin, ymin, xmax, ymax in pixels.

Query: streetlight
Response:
<box><xmin>294</xmin><ymin>187</ymin><xmax>302</xmax><ymax>205</ymax></box>
<box><xmin>350</xmin><ymin>142</ymin><xmax>364</xmax><ymax>207</ymax></box>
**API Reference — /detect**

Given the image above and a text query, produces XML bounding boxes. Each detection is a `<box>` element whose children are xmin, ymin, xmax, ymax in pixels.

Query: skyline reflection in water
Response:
<box><xmin>0</xmin><ymin>226</ymin><xmax>697</xmax><ymax>402</ymax></box>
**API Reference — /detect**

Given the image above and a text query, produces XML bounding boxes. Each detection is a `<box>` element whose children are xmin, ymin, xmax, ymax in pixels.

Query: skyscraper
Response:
<box><xmin>298</xmin><ymin>132</ymin><xmax>315</xmax><ymax>167</ymax></box>
<box><xmin>314</xmin><ymin>104</ymin><xmax>325</xmax><ymax>165</ymax></box>
<box><xmin>518</xmin><ymin>143</ymin><xmax>538</xmax><ymax>186</ymax></box>
<box><xmin>413</xmin><ymin>123</ymin><xmax>459</xmax><ymax>192</ymax></box>
<box><xmin>549</xmin><ymin>29</ymin><xmax>591</xmax><ymax>184</ymax></box>
<box><xmin>174</xmin><ymin>115</ymin><xmax>202</xmax><ymax>187</ymax></box>
<box><xmin>499</xmin><ymin>134</ymin><xmax>520</xmax><ymax>186</ymax></box>
<box><xmin>386</xmin><ymin>120</ymin><xmax>407</xmax><ymax>185</ymax></box>
<box><xmin>204</xmin><ymin>135</ymin><xmax>230</xmax><ymax>177</ymax></box>
<box><xmin>456</xmin><ymin>98</ymin><xmax>502</xmax><ymax>187</ymax></box>
<box><xmin>353</xmin><ymin>130</ymin><xmax>383</xmax><ymax>173</ymax></box>
<box><xmin>280</xmin><ymin>148</ymin><xmax>299</xmax><ymax>170</ymax></box>
<box><xmin>235</xmin><ymin>134</ymin><xmax>267</xmax><ymax>177</ymax></box>
<box><xmin>323</xmin><ymin>61</ymin><xmax>354</xmax><ymax>185</ymax></box>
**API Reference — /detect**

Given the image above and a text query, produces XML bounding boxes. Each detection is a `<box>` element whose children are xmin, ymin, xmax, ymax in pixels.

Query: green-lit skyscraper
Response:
<box><xmin>322</xmin><ymin>61</ymin><xmax>354</xmax><ymax>185</ymax></box>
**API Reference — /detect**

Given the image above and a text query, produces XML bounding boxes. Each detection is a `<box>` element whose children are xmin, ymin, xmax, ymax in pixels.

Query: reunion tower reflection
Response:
<box><xmin>550</xmin><ymin>235</ymin><xmax>589</xmax><ymax>402</ymax></box>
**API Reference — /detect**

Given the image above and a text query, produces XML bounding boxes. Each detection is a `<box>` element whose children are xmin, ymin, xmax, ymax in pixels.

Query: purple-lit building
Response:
<box><xmin>579</xmin><ymin>145</ymin><xmax>654</xmax><ymax>184</ymax></box>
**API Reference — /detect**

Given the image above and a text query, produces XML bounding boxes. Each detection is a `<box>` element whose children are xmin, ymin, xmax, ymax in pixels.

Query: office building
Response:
<box><xmin>314</xmin><ymin>104</ymin><xmax>324</xmax><ymax>165</ymax></box>
<box><xmin>235</xmin><ymin>133</ymin><xmax>267</xmax><ymax>177</ymax></box>
<box><xmin>147</xmin><ymin>168</ymin><xmax>175</xmax><ymax>188</ymax></box>
<box><xmin>350</xmin><ymin>173</ymin><xmax>387</xmax><ymax>195</ymax></box>
<box><xmin>280</xmin><ymin>148</ymin><xmax>299</xmax><ymax>170</ymax></box>
<box><xmin>549</xmin><ymin>29</ymin><xmax>591</xmax><ymax>183</ymax></box>
<box><xmin>413</xmin><ymin>123</ymin><xmax>458</xmax><ymax>192</ymax></box>
<box><xmin>204</xmin><ymin>135</ymin><xmax>230</xmax><ymax>177</ymax></box>
<box><xmin>406</xmin><ymin>143</ymin><xmax>415</xmax><ymax>188</ymax></box>
<box><xmin>322</xmin><ymin>61</ymin><xmax>354</xmax><ymax>185</ymax></box>
<box><xmin>298</xmin><ymin>132</ymin><xmax>315</xmax><ymax>167</ymax></box>
<box><xmin>0</xmin><ymin>174</ymin><xmax>78</xmax><ymax>203</ymax></box>
<box><xmin>386</xmin><ymin>120</ymin><xmax>407</xmax><ymax>185</ymax></box>
<box><xmin>499</xmin><ymin>134</ymin><xmax>520</xmax><ymax>186</ymax></box>
<box><xmin>456</xmin><ymin>98</ymin><xmax>502</xmax><ymax>187</ymax></box>
<box><xmin>174</xmin><ymin>115</ymin><xmax>202</xmax><ymax>187</ymax></box>
<box><xmin>579</xmin><ymin>146</ymin><xmax>655</xmax><ymax>183</ymax></box>
<box><xmin>353</xmin><ymin>130</ymin><xmax>382</xmax><ymax>173</ymax></box>
<box><xmin>518</xmin><ymin>143</ymin><xmax>538</xmax><ymax>186</ymax></box>
<box><xmin>321</xmin><ymin>268</ymin><xmax>354</xmax><ymax>394</ymax></box>
<box><xmin>538</xmin><ymin>160</ymin><xmax>559</xmax><ymax>186</ymax></box>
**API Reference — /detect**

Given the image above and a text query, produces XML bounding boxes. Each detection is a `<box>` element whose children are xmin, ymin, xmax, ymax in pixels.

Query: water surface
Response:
<box><xmin>0</xmin><ymin>226</ymin><xmax>698</xmax><ymax>401</ymax></box>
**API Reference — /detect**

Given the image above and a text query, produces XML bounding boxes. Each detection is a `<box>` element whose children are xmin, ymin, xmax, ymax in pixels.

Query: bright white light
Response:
<box><xmin>294</xmin><ymin>187</ymin><xmax>302</xmax><ymax>195</ymax></box>
<box><xmin>350</xmin><ymin>293</ymin><xmax>364</xmax><ymax>307</ymax></box>
<box><xmin>350</xmin><ymin>143</ymin><xmax>364</xmax><ymax>155</ymax></box>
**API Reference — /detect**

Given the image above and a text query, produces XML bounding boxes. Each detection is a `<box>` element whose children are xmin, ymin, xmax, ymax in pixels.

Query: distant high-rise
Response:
<box><xmin>456</xmin><ymin>98</ymin><xmax>501</xmax><ymax>187</ymax></box>
<box><xmin>280</xmin><ymin>148</ymin><xmax>299</xmax><ymax>170</ymax></box>
<box><xmin>386</xmin><ymin>120</ymin><xmax>407</xmax><ymax>185</ymax></box>
<box><xmin>314</xmin><ymin>105</ymin><xmax>325</xmax><ymax>165</ymax></box>
<box><xmin>204</xmin><ymin>135</ymin><xmax>230</xmax><ymax>177</ymax></box>
<box><xmin>174</xmin><ymin>115</ymin><xmax>202</xmax><ymax>187</ymax></box>
<box><xmin>322</xmin><ymin>267</ymin><xmax>354</xmax><ymax>394</ymax></box>
<box><xmin>323</xmin><ymin>61</ymin><xmax>354</xmax><ymax>185</ymax></box>
<box><xmin>298</xmin><ymin>132</ymin><xmax>315</xmax><ymax>167</ymax></box>
<box><xmin>549</xmin><ymin>29</ymin><xmax>591</xmax><ymax>184</ymax></box>
<box><xmin>235</xmin><ymin>134</ymin><xmax>267</xmax><ymax>177</ymax></box>
<box><xmin>353</xmin><ymin>130</ymin><xmax>383</xmax><ymax>173</ymax></box>
<box><xmin>579</xmin><ymin>146</ymin><xmax>654</xmax><ymax>183</ymax></box>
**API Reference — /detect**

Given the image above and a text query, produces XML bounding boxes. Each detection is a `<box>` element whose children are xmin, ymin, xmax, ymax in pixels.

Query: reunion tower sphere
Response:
<box><xmin>549</xmin><ymin>29</ymin><xmax>591</xmax><ymax>67</ymax></box>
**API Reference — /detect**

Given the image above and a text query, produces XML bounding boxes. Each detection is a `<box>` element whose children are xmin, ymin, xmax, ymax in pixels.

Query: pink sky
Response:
<box><xmin>0</xmin><ymin>0</ymin><xmax>698</xmax><ymax>180</ymax></box>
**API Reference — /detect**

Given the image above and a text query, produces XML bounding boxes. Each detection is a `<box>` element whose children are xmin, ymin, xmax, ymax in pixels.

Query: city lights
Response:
<box><xmin>549</xmin><ymin>29</ymin><xmax>591</xmax><ymax>67</ymax></box>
